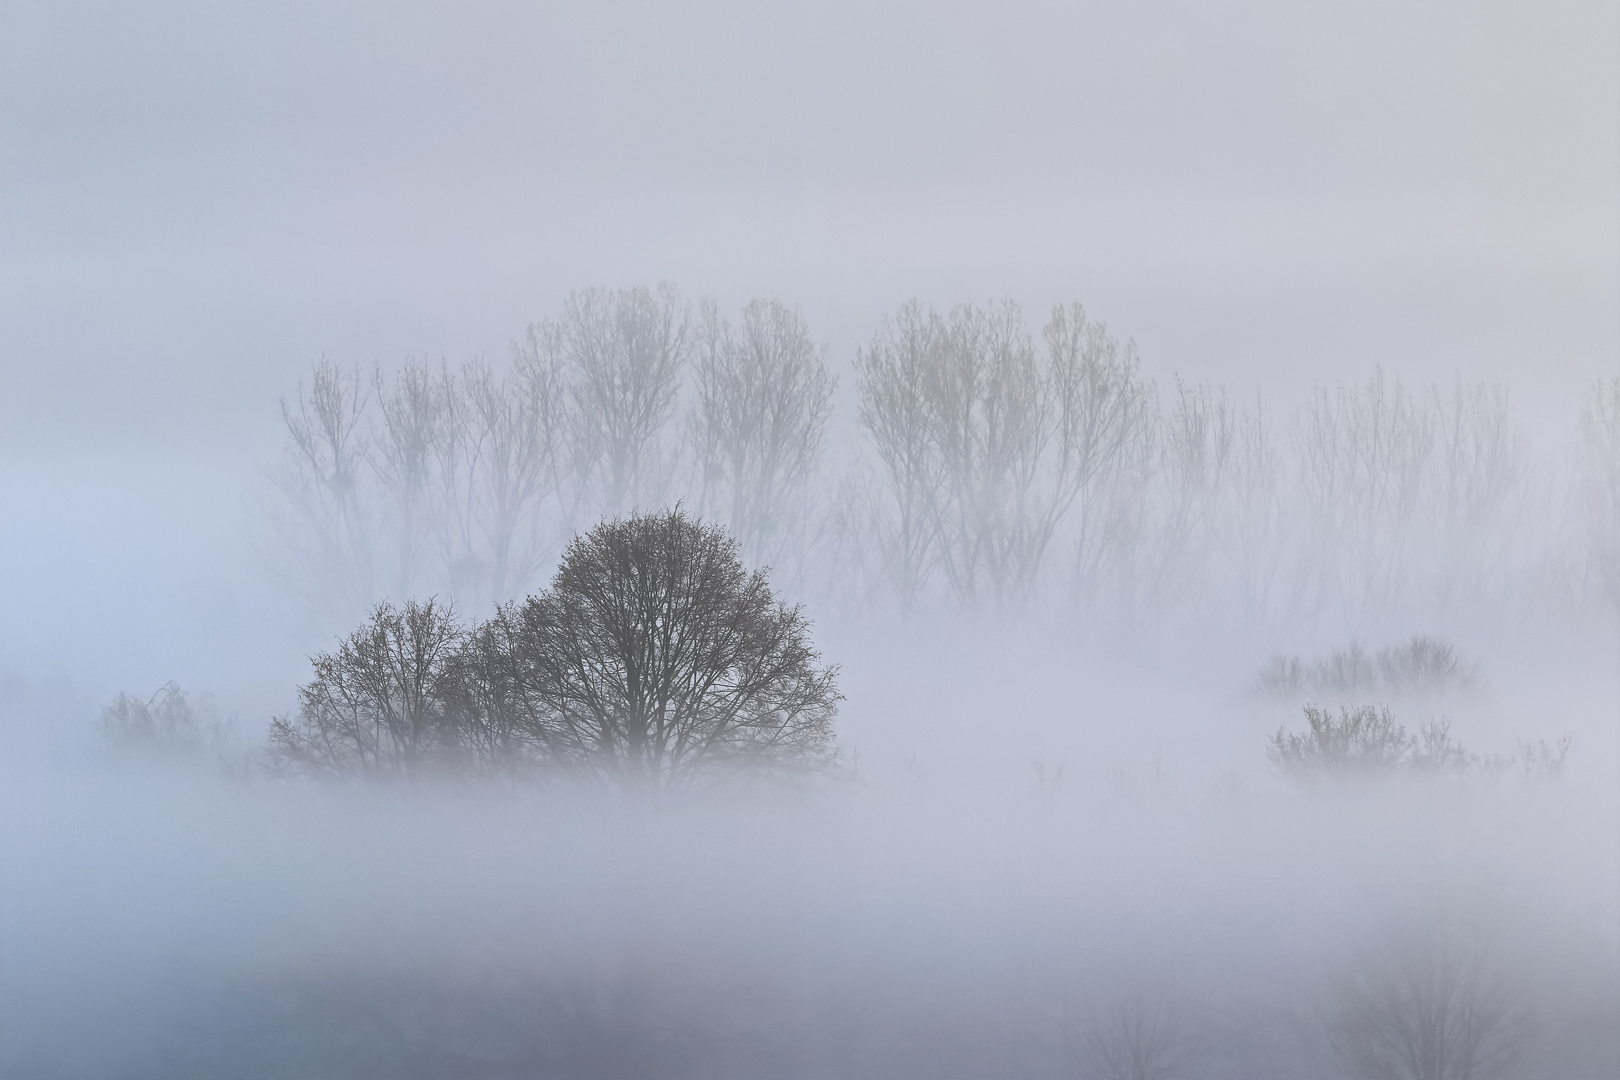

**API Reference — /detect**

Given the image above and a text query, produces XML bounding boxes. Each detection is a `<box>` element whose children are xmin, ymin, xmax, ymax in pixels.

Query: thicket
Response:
<box><xmin>1253</xmin><ymin>635</ymin><xmax>1478</xmax><ymax>701</ymax></box>
<box><xmin>1269</xmin><ymin>704</ymin><xmax>1570</xmax><ymax>783</ymax></box>
<box><xmin>99</xmin><ymin>683</ymin><xmax>238</xmax><ymax>764</ymax></box>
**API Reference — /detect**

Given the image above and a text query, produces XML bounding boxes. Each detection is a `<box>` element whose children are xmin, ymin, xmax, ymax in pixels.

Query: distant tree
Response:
<box><xmin>268</xmin><ymin>599</ymin><xmax>466</xmax><ymax>779</ymax></box>
<box><xmin>854</xmin><ymin>299</ymin><xmax>1150</xmax><ymax>613</ymax></box>
<box><xmin>853</xmin><ymin>301</ymin><xmax>945</xmax><ymax>615</ymax></box>
<box><xmin>1217</xmin><ymin>395</ymin><xmax>1299</xmax><ymax>630</ymax></box>
<box><xmin>480</xmin><ymin>509</ymin><xmax>840</xmax><ymax>789</ymax></box>
<box><xmin>1293</xmin><ymin>369</ymin><xmax>1436</xmax><ymax>622</ymax></box>
<box><xmin>1330</xmin><ymin>925</ymin><xmax>1529</xmax><ymax>1080</ymax></box>
<box><xmin>269</xmin><ymin>359</ymin><xmax>374</xmax><ymax>609</ymax></box>
<box><xmin>102</xmin><ymin>683</ymin><xmax>233</xmax><ymax>759</ymax></box>
<box><xmin>689</xmin><ymin>298</ymin><xmax>835</xmax><ymax>570</ymax></box>
<box><xmin>1428</xmin><ymin>380</ymin><xmax>1526</xmax><ymax>615</ymax></box>
<box><xmin>1072</xmin><ymin>986</ymin><xmax>1195</xmax><ymax>1080</ymax></box>
<box><xmin>1577</xmin><ymin>378</ymin><xmax>1620</xmax><ymax>614</ymax></box>
<box><xmin>369</xmin><ymin>359</ymin><xmax>442</xmax><ymax>598</ymax></box>
<box><xmin>460</xmin><ymin>355</ymin><xmax>566</xmax><ymax>601</ymax></box>
<box><xmin>533</xmin><ymin>285</ymin><xmax>690</xmax><ymax>520</ymax></box>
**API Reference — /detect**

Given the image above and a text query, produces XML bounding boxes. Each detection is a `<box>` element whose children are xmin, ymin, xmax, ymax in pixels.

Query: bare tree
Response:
<box><xmin>1051</xmin><ymin>305</ymin><xmax>1158</xmax><ymax>622</ymax></box>
<box><xmin>1331</xmin><ymin>926</ymin><xmax>1529</xmax><ymax>1080</ymax></box>
<box><xmin>1428</xmin><ymin>380</ymin><xmax>1526</xmax><ymax>617</ymax></box>
<box><xmin>370</xmin><ymin>360</ymin><xmax>444</xmax><ymax>598</ymax></box>
<box><xmin>1213</xmin><ymin>394</ymin><xmax>1299</xmax><ymax>630</ymax></box>
<box><xmin>488</xmin><ymin>509</ymin><xmax>840</xmax><ymax>790</ymax></box>
<box><xmin>926</xmin><ymin>300</ymin><xmax>1046</xmax><ymax>607</ymax></box>
<box><xmin>538</xmin><ymin>285</ymin><xmax>690</xmax><ymax>521</ymax></box>
<box><xmin>854</xmin><ymin>301</ymin><xmax>946</xmax><ymax>614</ymax></box>
<box><xmin>270</xmin><ymin>360</ymin><xmax>374</xmax><ymax>608</ymax></box>
<box><xmin>689</xmin><ymin>298</ymin><xmax>835</xmax><ymax>571</ymax></box>
<box><xmin>464</xmin><ymin>353</ymin><xmax>566</xmax><ymax>602</ymax></box>
<box><xmin>101</xmin><ymin>683</ymin><xmax>234</xmax><ymax>761</ymax></box>
<box><xmin>1072</xmin><ymin>986</ymin><xmax>1194</xmax><ymax>1080</ymax></box>
<box><xmin>268</xmin><ymin>599</ymin><xmax>466</xmax><ymax>779</ymax></box>
<box><xmin>1293</xmin><ymin>369</ymin><xmax>1437</xmax><ymax>624</ymax></box>
<box><xmin>1111</xmin><ymin>378</ymin><xmax>1237</xmax><ymax>624</ymax></box>
<box><xmin>855</xmin><ymin>299</ymin><xmax>1151</xmax><ymax>613</ymax></box>
<box><xmin>1577</xmin><ymin>378</ymin><xmax>1620</xmax><ymax>614</ymax></box>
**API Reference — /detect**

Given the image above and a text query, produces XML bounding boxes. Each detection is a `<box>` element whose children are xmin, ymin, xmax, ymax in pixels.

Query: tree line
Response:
<box><xmin>268</xmin><ymin>285</ymin><xmax>1620</xmax><ymax>631</ymax></box>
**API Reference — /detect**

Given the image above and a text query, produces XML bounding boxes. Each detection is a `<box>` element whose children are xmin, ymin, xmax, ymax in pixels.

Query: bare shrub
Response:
<box><xmin>1405</xmin><ymin>718</ymin><xmax>1475</xmax><ymax>775</ymax></box>
<box><xmin>1254</xmin><ymin>636</ymin><xmax>1476</xmax><ymax>701</ymax></box>
<box><xmin>1267</xmin><ymin>705</ymin><xmax>1570</xmax><ymax>783</ymax></box>
<box><xmin>102</xmin><ymin>683</ymin><xmax>233</xmax><ymax>758</ymax></box>
<box><xmin>1513</xmin><ymin>734</ymin><xmax>1573</xmax><ymax>782</ymax></box>
<box><xmin>1269</xmin><ymin>705</ymin><xmax>1416</xmax><ymax>779</ymax></box>
<box><xmin>1377</xmin><ymin>636</ymin><xmax>1477</xmax><ymax>697</ymax></box>
<box><xmin>1312</xmin><ymin>642</ymin><xmax>1381</xmax><ymax>699</ymax></box>
<box><xmin>1253</xmin><ymin>654</ymin><xmax>1306</xmax><ymax>698</ymax></box>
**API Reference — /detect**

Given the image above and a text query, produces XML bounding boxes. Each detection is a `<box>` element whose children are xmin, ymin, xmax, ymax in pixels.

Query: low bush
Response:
<box><xmin>1254</xmin><ymin>635</ymin><xmax>1477</xmax><ymax>701</ymax></box>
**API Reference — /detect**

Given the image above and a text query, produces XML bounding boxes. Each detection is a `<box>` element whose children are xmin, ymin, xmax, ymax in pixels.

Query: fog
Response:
<box><xmin>1</xmin><ymin>3</ymin><xmax>1617</xmax><ymax>1077</ymax></box>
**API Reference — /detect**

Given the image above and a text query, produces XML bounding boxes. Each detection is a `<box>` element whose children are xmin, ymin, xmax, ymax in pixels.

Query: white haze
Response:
<box><xmin>0</xmin><ymin>3</ymin><xmax>1616</xmax><ymax>1078</ymax></box>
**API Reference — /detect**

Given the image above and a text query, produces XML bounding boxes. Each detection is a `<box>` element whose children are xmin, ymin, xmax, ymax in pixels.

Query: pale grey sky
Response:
<box><xmin>1</xmin><ymin>0</ymin><xmax>1614</xmax><ymax>456</ymax></box>
<box><xmin>0</xmin><ymin>0</ymin><xmax>1615</xmax><ymax>703</ymax></box>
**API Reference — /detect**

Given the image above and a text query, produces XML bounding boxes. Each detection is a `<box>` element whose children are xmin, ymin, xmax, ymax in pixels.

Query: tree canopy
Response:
<box><xmin>269</xmin><ymin>509</ymin><xmax>840</xmax><ymax>789</ymax></box>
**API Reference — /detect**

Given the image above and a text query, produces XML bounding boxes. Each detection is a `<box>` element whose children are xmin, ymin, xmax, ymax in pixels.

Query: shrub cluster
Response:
<box><xmin>100</xmin><ymin>683</ymin><xmax>236</xmax><ymax>761</ymax></box>
<box><xmin>1269</xmin><ymin>704</ymin><xmax>1570</xmax><ymax>782</ymax></box>
<box><xmin>1253</xmin><ymin>635</ymin><xmax>1477</xmax><ymax>701</ymax></box>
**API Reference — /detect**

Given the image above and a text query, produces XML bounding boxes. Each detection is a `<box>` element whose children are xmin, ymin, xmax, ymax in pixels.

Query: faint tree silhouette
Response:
<box><xmin>1331</xmin><ymin>924</ymin><xmax>1529</xmax><ymax>1080</ymax></box>
<box><xmin>689</xmin><ymin>298</ymin><xmax>835</xmax><ymax>572</ymax></box>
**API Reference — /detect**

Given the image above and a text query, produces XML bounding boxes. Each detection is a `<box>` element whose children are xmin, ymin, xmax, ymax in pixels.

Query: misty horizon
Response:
<box><xmin>1</xmin><ymin>4</ymin><xmax>1616</xmax><ymax>1078</ymax></box>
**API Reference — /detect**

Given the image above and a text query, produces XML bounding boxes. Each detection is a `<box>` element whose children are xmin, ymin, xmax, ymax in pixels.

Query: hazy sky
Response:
<box><xmin>1</xmin><ymin>0</ymin><xmax>1615</xmax><ymax>457</ymax></box>
<box><xmin>0</xmin><ymin>1</ymin><xmax>1615</xmax><ymax>705</ymax></box>
<box><xmin>0</xmin><ymin>12</ymin><xmax>1615</xmax><ymax>1074</ymax></box>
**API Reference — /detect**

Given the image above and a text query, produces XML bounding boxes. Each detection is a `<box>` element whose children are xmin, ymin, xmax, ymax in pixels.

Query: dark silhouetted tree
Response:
<box><xmin>483</xmin><ymin>508</ymin><xmax>839</xmax><ymax>789</ymax></box>
<box><xmin>269</xmin><ymin>599</ymin><xmax>466</xmax><ymax>779</ymax></box>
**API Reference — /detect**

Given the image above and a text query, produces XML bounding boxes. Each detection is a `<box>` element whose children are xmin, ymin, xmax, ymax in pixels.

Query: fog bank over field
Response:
<box><xmin>0</xmin><ymin>3</ymin><xmax>1616</xmax><ymax>1078</ymax></box>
